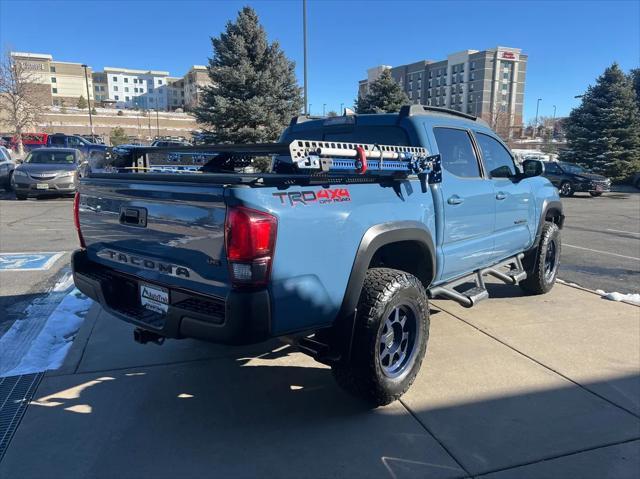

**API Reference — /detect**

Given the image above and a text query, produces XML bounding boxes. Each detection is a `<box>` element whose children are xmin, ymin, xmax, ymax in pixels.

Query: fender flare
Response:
<box><xmin>337</xmin><ymin>221</ymin><xmax>436</xmax><ymax>320</ymax></box>
<box><xmin>529</xmin><ymin>199</ymin><xmax>564</xmax><ymax>253</ymax></box>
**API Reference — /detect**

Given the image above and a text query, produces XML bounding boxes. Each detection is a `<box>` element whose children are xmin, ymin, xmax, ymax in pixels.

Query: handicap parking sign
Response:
<box><xmin>0</xmin><ymin>252</ymin><xmax>64</xmax><ymax>271</ymax></box>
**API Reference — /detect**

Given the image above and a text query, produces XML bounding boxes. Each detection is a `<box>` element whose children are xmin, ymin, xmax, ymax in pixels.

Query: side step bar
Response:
<box><xmin>428</xmin><ymin>254</ymin><xmax>527</xmax><ymax>308</ymax></box>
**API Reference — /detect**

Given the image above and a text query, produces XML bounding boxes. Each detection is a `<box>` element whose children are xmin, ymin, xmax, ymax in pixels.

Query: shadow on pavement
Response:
<box><xmin>0</xmin><ymin>347</ymin><xmax>638</xmax><ymax>478</ymax></box>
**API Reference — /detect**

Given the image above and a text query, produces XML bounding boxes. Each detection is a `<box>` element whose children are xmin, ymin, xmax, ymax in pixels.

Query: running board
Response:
<box><xmin>428</xmin><ymin>254</ymin><xmax>526</xmax><ymax>308</ymax></box>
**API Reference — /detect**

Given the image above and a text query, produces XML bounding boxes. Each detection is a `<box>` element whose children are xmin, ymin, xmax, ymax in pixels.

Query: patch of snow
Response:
<box><xmin>1</xmin><ymin>289</ymin><xmax>93</xmax><ymax>377</ymax></box>
<box><xmin>52</xmin><ymin>272</ymin><xmax>74</xmax><ymax>292</ymax></box>
<box><xmin>595</xmin><ymin>289</ymin><xmax>640</xmax><ymax>306</ymax></box>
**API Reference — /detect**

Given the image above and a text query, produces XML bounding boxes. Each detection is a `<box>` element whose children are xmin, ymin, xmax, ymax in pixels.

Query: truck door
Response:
<box><xmin>473</xmin><ymin>132</ymin><xmax>535</xmax><ymax>260</ymax></box>
<box><xmin>433</xmin><ymin>127</ymin><xmax>495</xmax><ymax>280</ymax></box>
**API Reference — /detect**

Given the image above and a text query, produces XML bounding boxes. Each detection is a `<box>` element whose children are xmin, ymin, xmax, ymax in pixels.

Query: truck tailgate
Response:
<box><xmin>78</xmin><ymin>177</ymin><xmax>229</xmax><ymax>298</ymax></box>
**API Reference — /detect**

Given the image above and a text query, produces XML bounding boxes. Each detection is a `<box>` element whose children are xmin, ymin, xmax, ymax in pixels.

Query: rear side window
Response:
<box><xmin>475</xmin><ymin>133</ymin><xmax>516</xmax><ymax>178</ymax></box>
<box><xmin>433</xmin><ymin>127</ymin><xmax>480</xmax><ymax>178</ymax></box>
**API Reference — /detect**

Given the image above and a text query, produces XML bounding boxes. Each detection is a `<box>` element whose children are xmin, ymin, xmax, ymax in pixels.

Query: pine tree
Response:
<box><xmin>195</xmin><ymin>7</ymin><xmax>303</xmax><ymax>143</ymax></box>
<box><xmin>110</xmin><ymin>126</ymin><xmax>128</xmax><ymax>146</ymax></box>
<box><xmin>77</xmin><ymin>95</ymin><xmax>88</xmax><ymax>109</ymax></box>
<box><xmin>561</xmin><ymin>63</ymin><xmax>640</xmax><ymax>182</ymax></box>
<box><xmin>630</xmin><ymin>68</ymin><xmax>640</xmax><ymax>110</ymax></box>
<box><xmin>355</xmin><ymin>69</ymin><xmax>409</xmax><ymax>114</ymax></box>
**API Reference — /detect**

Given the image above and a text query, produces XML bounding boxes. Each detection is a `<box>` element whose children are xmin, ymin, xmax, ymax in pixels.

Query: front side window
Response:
<box><xmin>475</xmin><ymin>133</ymin><xmax>516</xmax><ymax>178</ymax></box>
<box><xmin>544</xmin><ymin>162</ymin><xmax>562</xmax><ymax>174</ymax></box>
<box><xmin>433</xmin><ymin>127</ymin><xmax>480</xmax><ymax>178</ymax></box>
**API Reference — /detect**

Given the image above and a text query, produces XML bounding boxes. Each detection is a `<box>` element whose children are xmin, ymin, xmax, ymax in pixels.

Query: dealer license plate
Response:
<box><xmin>36</xmin><ymin>183</ymin><xmax>49</xmax><ymax>190</ymax></box>
<box><xmin>140</xmin><ymin>283</ymin><xmax>169</xmax><ymax>314</ymax></box>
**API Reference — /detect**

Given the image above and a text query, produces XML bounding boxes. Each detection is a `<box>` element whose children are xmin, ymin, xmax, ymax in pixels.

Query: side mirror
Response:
<box><xmin>522</xmin><ymin>159</ymin><xmax>544</xmax><ymax>178</ymax></box>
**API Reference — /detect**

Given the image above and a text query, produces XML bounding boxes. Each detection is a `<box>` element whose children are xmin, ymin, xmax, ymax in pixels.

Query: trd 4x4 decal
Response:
<box><xmin>273</xmin><ymin>188</ymin><xmax>351</xmax><ymax>206</ymax></box>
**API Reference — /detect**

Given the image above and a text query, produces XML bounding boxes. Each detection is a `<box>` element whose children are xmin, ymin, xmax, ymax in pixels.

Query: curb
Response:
<box><xmin>557</xmin><ymin>278</ymin><xmax>639</xmax><ymax>308</ymax></box>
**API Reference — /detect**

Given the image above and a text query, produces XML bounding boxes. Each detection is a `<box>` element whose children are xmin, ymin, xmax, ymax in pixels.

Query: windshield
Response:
<box><xmin>25</xmin><ymin>151</ymin><xmax>76</xmax><ymax>164</ymax></box>
<box><xmin>561</xmin><ymin>163</ymin><xmax>588</xmax><ymax>174</ymax></box>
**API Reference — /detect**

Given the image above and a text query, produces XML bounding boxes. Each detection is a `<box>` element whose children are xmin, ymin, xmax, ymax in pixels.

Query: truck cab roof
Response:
<box><xmin>280</xmin><ymin>105</ymin><xmax>495</xmax><ymax>148</ymax></box>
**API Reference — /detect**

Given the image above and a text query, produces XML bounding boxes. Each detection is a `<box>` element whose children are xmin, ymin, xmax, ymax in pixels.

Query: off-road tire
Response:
<box><xmin>520</xmin><ymin>222</ymin><xmax>561</xmax><ymax>295</ymax></box>
<box><xmin>331</xmin><ymin>268</ymin><xmax>430</xmax><ymax>406</ymax></box>
<box><xmin>589</xmin><ymin>192</ymin><xmax>603</xmax><ymax>197</ymax></box>
<box><xmin>559</xmin><ymin>181</ymin><xmax>574</xmax><ymax>197</ymax></box>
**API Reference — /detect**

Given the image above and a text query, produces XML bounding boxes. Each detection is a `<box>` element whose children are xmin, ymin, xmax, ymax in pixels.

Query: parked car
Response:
<box><xmin>0</xmin><ymin>146</ymin><xmax>15</xmax><ymax>191</ymax></box>
<box><xmin>542</xmin><ymin>161</ymin><xmax>611</xmax><ymax>197</ymax></box>
<box><xmin>633</xmin><ymin>172</ymin><xmax>640</xmax><ymax>190</ymax></box>
<box><xmin>46</xmin><ymin>133</ymin><xmax>107</xmax><ymax>161</ymax></box>
<box><xmin>72</xmin><ymin>106</ymin><xmax>564</xmax><ymax>405</ymax></box>
<box><xmin>12</xmin><ymin>148</ymin><xmax>84</xmax><ymax>200</ymax></box>
<box><xmin>10</xmin><ymin>132</ymin><xmax>49</xmax><ymax>152</ymax></box>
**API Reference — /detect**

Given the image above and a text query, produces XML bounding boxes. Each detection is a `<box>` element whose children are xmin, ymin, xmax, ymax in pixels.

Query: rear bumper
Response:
<box><xmin>71</xmin><ymin>249</ymin><xmax>271</xmax><ymax>345</ymax></box>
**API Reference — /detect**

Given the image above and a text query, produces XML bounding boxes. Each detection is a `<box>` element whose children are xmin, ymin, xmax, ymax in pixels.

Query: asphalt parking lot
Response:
<box><xmin>559</xmin><ymin>188</ymin><xmax>640</xmax><ymax>295</ymax></box>
<box><xmin>0</xmin><ymin>192</ymin><xmax>76</xmax><ymax>336</ymax></box>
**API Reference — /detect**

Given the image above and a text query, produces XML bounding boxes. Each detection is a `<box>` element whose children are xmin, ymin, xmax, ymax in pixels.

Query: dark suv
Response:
<box><xmin>542</xmin><ymin>161</ymin><xmax>610</xmax><ymax>197</ymax></box>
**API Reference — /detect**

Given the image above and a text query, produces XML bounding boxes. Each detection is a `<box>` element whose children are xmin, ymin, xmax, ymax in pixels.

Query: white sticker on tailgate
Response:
<box><xmin>140</xmin><ymin>283</ymin><xmax>169</xmax><ymax>314</ymax></box>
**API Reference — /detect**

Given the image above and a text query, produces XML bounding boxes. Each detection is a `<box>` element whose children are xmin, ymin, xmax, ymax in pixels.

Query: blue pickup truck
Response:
<box><xmin>71</xmin><ymin>106</ymin><xmax>564</xmax><ymax>405</ymax></box>
<box><xmin>35</xmin><ymin>133</ymin><xmax>107</xmax><ymax>161</ymax></box>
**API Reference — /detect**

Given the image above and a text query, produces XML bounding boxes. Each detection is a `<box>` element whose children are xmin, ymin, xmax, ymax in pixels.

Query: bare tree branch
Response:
<box><xmin>0</xmin><ymin>51</ymin><xmax>46</xmax><ymax>155</ymax></box>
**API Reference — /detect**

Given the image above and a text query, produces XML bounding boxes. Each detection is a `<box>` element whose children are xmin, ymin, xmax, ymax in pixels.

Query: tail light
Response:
<box><xmin>225</xmin><ymin>206</ymin><xmax>277</xmax><ymax>289</ymax></box>
<box><xmin>73</xmin><ymin>192</ymin><xmax>86</xmax><ymax>248</ymax></box>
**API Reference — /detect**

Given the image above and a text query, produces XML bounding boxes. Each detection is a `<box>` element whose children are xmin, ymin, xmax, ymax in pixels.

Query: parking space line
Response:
<box><xmin>564</xmin><ymin>244</ymin><xmax>640</xmax><ymax>261</ymax></box>
<box><xmin>606</xmin><ymin>228</ymin><xmax>640</xmax><ymax>236</ymax></box>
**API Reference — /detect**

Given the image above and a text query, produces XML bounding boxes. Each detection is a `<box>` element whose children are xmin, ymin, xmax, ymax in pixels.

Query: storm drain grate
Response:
<box><xmin>0</xmin><ymin>373</ymin><xmax>44</xmax><ymax>462</ymax></box>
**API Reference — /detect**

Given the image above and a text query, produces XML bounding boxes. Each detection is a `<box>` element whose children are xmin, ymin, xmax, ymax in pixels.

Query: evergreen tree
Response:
<box><xmin>110</xmin><ymin>126</ymin><xmax>128</xmax><ymax>146</ymax></box>
<box><xmin>355</xmin><ymin>69</ymin><xmax>409</xmax><ymax>114</ymax></box>
<box><xmin>561</xmin><ymin>63</ymin><xmax>640</xmax><ymax>181</ymax></box>
<box><xmin>630</xmin><ymin>68</ymin><xmax>640</xmax><ymax>110</ymax></box>
<box><xmin>195</xmin><ymin>7</ymin><xmax>302</xmax><ymax>143</ymax></box>
<box><xmin>77</xmin><ymin>95</ymin><xmax>88</xmax><ymax>109</ymax></box>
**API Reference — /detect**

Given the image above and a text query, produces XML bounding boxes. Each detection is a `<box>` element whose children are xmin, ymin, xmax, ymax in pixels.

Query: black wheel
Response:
<box><xmin>559</xmin><ymin>181</ymin><xmax>574</xmax><ymax>197</ymax></box>
<box><xmin>331</xmin><ymin>268</ymin><xmax>429</xmax><ymax>406</ymax></box>
<box><xmin>589</xmin><ymin>192</ymin><xmax>603</xmax><ymax>197</ymax></box>
<box><xmin>520</xmin><ymin>222</ymin><xmax>561</xmax><ymax>295</ymax></box>
<box><xmin>15</xmin><ymin>192</ymin><xmax>27</xmax><ymax>200</ymax></box>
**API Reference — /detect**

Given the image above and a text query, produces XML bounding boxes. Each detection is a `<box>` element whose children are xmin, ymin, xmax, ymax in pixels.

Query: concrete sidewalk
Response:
<box><xmin>1</xmin><ymin>283</ymin><xmax>639</xmax><ymax>478</ymax></box>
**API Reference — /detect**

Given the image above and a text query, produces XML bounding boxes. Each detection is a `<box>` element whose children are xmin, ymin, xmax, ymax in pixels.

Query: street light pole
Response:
<box><xmin>302</xmin><ymin>0</ymin><xmax>308</xmax><ymax>115</ymax></box>
<box><xmin>534</xmin><ymin>97</ymin><xmax>542</xmax><ymax>136</ymax></box>
<box><xmin>308</xmin><ymin>104</ymin><xmax>312</xmax><ymax>115</ymax></box>
<box><xmin>323</xmin><ymin>103</ymin><xmax>326</xmax><ymax>116</ymax></box>
<box><xmin>81</xmin><ymin>64</ymin><xmax>94</xmax><ymax>136</ymax></box>
<box><xmin>155</xmin><ymin>110</ymin><xmax>160</xmax><ymax>137</ymax></box>
<box><xmin>340</xmin><ymin>102</ymin><xmax>344</xmax><ymax>114</ymax></box>
<box><xmin>552</xmin><ymin>104</ymin><xmax>557</xmax><ymax>139</ymax></box>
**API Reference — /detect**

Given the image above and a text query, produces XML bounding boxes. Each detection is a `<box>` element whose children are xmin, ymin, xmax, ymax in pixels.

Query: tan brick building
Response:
<box><xmin>358</xmin><ymin>46</ymin><xmax>527</xmax><ymax>139</ymax></box>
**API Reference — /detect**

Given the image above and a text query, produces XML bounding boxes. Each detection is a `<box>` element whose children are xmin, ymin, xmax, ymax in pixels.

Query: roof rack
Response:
<box><xmin>104</xmin><ymin>140</ymin><xmax>442</xmax><ymax>189</ymax></box>
<box><xmin>398</xmin><ymin>104</ymin><xmax>477</xmax><ymax>121</ymax></box>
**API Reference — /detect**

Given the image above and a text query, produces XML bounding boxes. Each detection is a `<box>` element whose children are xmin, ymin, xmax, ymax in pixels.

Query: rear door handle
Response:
<box><xmin>496</xmin><ymin>192</ymin><xmax>507</xmax><ymax>200</ymax></box>
<box><xmin>447</xmin><ymin>195</ymin><xmax>464</xmax><ymax>205</ymax></box>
